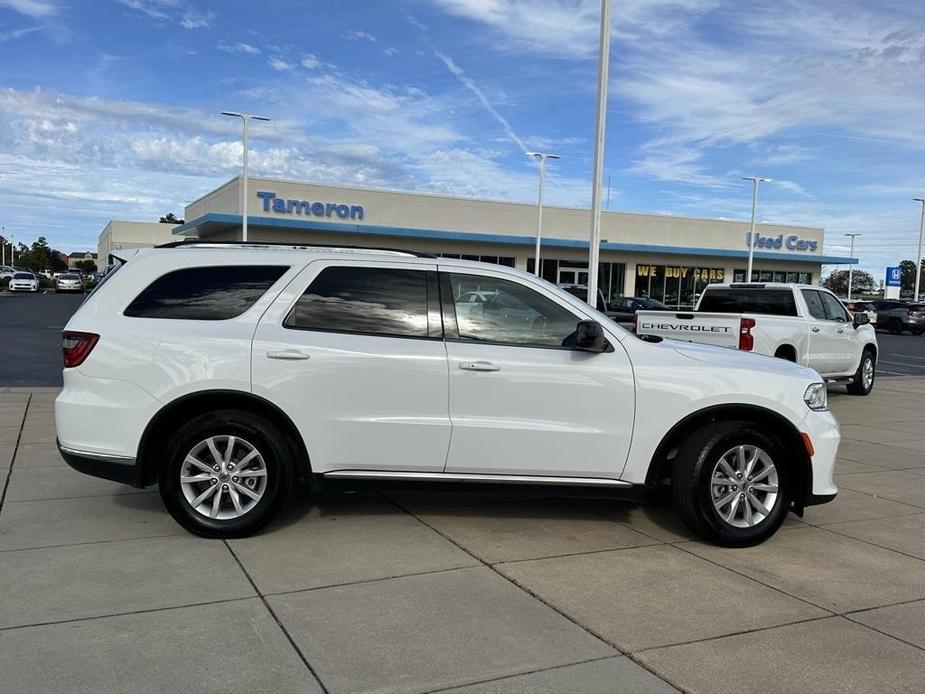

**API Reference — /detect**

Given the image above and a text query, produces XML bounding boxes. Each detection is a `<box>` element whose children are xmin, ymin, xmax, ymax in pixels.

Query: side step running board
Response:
<box><xmin>322</xmin><ymin>470</ymin><xmax>633</xmax><ymax>488</ymax></box>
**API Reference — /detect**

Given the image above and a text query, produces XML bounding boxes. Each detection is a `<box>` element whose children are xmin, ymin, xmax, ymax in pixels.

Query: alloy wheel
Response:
<box><xmin>179</xmin><ymin>435</ymin><xmax>268</xmax><ymax>520</ymax></box>
<box><xmin>710</xmin><ymin>444</ymin><xmax>779</xmax><ymax>528</ymax></box>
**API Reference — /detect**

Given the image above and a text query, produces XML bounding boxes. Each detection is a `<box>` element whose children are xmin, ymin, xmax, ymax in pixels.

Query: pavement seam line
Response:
<box><xmin>669</xmin><ymin>539</ymin><xmax>839</xmax><ymax>616</ymax></box>
<box><xmin>811</xmin><ymin>523</ymin><xmax>925</xmax><ymax>567</ymax></box>
<box><xmin>0</xmin><ymin>393</ymin><xmax>31</xmax><ymax>516</ymax></box>
<box><xmin>377</xmin><ymin>491</ymin><xmax>684</xmax><ymax>690</ymax></box>
<box><xmin>420</xmin><ymin>655</ymin><xmax>627</xmax><ymax>694</ymax></box>
<box><xmin>0</xmin><ymin>595</ymin><xmax>256</xmax><ymax>632</ymax></box>
<box><xmin>222</xmin><ymin>538</ymin><xmax>331</xmax><ymax>694</ymax></box>
<box><xmin>0</xmin><ymin>532</ymin><xmax>185</xmax><ymax>554</ymax></box>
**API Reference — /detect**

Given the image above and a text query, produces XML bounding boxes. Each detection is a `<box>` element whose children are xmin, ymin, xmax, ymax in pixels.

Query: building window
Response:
<box><xmin>438</xmin><ymin>253</ymin><xmax>515</xmax><ymax>267</ymax></box>
<box><xmin>635</xmin><ymin>265</ymin><xmax>724</xmax><ymax>308</ymax></box>
<box><xmin>525</xmin><ymin>258</ymin><xmax>626</xmax><ymax>305</ymax></box>
<box><xmin>733</xmin><ymin>269</ymin><xmax>812</xmax><ymax>284</ymax></box>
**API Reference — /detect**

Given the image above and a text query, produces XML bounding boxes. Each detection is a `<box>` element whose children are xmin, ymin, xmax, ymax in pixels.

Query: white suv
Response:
<box><xmin>56</xmin><ymin>243</ymin><xmax>840</xmax><ymax>545</ymax></box>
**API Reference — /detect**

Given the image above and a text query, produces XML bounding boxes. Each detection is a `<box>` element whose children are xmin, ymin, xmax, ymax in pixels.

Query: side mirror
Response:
<box><xmin>574</xmin><ymin>320</ymin><xmax>610</xmax><ymax>352</ymax></box>
<box><xmin>853</xmin><ymin>312</ymin><xmax>870</xmax><ymax>327</ymax></box>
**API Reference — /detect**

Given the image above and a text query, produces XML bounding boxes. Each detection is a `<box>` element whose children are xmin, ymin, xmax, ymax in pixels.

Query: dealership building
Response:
<box><xmin>99</xmin><ymin>176</ymin><xmax>855</xmax><ymax>308</ymax></box>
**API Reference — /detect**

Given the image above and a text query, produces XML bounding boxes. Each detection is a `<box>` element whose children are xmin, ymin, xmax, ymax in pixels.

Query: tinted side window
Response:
<box><xmin>125</xmin><ymin>266</ymin><xmax>287</xmax><ymax>320</ymax></box>
<box><xmin>698</xmin><ymin>289</ymin><xmax>797</xmax><ymax>317</ymax></box>
<box><xmin>820</xmin><ymin>292</ymin><xmax>849</xmax><ymax>322</ymax></box>
<box><xmin>801</xmin><ymin>290</ymin><xmax>827</xmax><ymax>320</ymax></box>
<box><xmin>447</xmin><ymin>273</ymin><xmax>579</xmax><ymax>347</ymax></box>
<box><xmin>285</xmin><ymin>266</ymin><xmax>435</xmax><ymax>338</ymax></box>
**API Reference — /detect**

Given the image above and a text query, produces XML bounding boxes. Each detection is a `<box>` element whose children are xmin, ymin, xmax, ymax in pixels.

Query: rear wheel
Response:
<box><xmin>672</xmin><ymin>421</ymin><xmax>790</xmax><ymax>547</ymax></box>
<box><xmin>158</xmin><ymin>409</ymin><xmax>294</xmax><ymax>538</ymax></box>
<box><xmin>847</xmin><ymin>349</ymin><xmax>875</xmax><ymax>395</ymax></box>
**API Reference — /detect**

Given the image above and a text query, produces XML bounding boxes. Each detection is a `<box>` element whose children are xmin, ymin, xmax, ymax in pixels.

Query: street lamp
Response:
<box><xmin>527</xmin><ymin>152</ymin><xmax>559</xmax><ymax>276</ymax></box>
<box><xmin>221</xmin><ymin>111</ymin><xmax>271</xmax><ymax>242</ymax></box>
<box><xmin>914</xmin><ymin>198</ymin><xmax>925</xmax><ymax>302</ymax></box>
<box><xmin>586</xmin><ymin>0</ymin><xmax>612</xmax><ymax>306</ymax></box>
<box><xmin>742</xmin><ymin>176</ymin><xmax>772</xmax><ymax>281</ymax></box>
<box><xmin>844</xmin><ymin>233</ymin><xmax>861</xmax><ymax>300</ymax></box>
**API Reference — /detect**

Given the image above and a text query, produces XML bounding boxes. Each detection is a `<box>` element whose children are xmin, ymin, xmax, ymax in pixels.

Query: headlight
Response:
<box><xmin>804</xmin><ymin>382</ymin><xmax>828</xmax><ymax>411</ymax></box>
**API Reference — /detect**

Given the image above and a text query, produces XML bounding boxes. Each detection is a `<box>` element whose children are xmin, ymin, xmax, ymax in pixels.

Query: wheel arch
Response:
<box><xmin>773</xmin><ymin>344</ymin><xmax>798</xmax><ymax>362</ymax></box>
<box><xmin>644</xmin><ymin>404</ymin><xmax>812</xmax><ymax>513</ymax></box>
<box><xmin>136</xmin><ymin>389</ymin><xmax>312</xmax><ymax>488</ymax></box>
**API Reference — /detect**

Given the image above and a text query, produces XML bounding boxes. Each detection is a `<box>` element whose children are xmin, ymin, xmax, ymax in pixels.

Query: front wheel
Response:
<box><xmin>672</xmin><ymin>421</ymin><xmax>790</xmax><ymax>547</ymax></box>
<box><xmin>847</xmin><ymin>349</ymin><xmax>875</xmax><ymax>395</ymax></box>
<box><xmin>158</xmin><ymin>410</ymin><xmax>294</xmax><ymax>538</ymax></box>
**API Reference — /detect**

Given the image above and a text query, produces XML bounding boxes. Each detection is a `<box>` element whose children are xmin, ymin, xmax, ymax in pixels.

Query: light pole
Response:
<box><xmin>1</xmin><ymin>226</ymin><xmax>5</xmax><ymax>266</ymax></box>
<box><xmin>742</xmin><ymin>176</ymin><xmax>771</xmax><ymax>281</ymax></box>
<box><xmin>586</xmin><ymin>0</ymin><xmax>611</xmax><ymax>306</ymax></box>
<box><xmin>844</xmin><ymin>233</ymin><xmax>861</xmax><ymax>300</ymax></box>
<box><xmin>221</xmin><ymin>111</ymin><xmax>271</xmax><ymax>242</ymax></box>
<box><xmin>527</xmin><ymin>152</ymin><xmax>559</xmax><ymax>276</ymax></box>
<box><xmin>915</xmin><ymin>198</ymin><xmax>925</xmax><ymax>302</ymax></box>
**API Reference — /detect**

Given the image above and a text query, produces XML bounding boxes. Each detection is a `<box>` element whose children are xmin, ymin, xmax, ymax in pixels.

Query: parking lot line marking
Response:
<box><xmin>895</xmin><ymin>354</ymin><xmax>925</xmax><ymax>361</ymax></box>
<box><xmin>877</xmin><ymin>368</ymin><xmax>915</xmax><ymax>376</ymax></box>
<box><xmin>878</xmin><ymin>360</ymin><xmax>925</xmax><ymax>369</ymax></box>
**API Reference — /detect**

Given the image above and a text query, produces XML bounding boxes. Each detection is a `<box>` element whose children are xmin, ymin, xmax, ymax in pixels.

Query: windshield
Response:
<box><xmin>60</xmin><ymin>273</ymin><xmax>80</xmax><ymax>279</ymax></box>
<box><xmin>639</xmin><ymin>298</ymin><xmax>668</xmax><ymax>309</ymax></box>
<box><xmin>13</xmin><ymin>273</ymin><xmax>33</xmax><ymax>279</ymax></box>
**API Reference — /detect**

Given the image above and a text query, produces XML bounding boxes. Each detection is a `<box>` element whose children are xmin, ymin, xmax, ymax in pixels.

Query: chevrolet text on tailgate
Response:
<box><xmin>56</xmin><ymin>244</ymin><xmax>840</xmax><ymax>547</ymax></box>
<box><xmin>636</xmin><ymin>283</ymin><xmax>878</xmax><ymax>395</ymax></box>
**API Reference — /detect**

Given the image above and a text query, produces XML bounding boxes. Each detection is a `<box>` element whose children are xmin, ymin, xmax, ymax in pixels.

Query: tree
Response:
<box><xmin>14</xmin><ymin>237</ymin><xmax>67</xmax><ymax>272</ymax></box>
<box><xmin>898</xmin><ymin>259</ymin><xmax>925</xmax><ymax>291</ymax></box>
<box><xmin>159</xmin><ymin>213</ymin><xmax>184</xmax><ymax>224</ymax></box>
<box><xmin>75</xmin><ymin>259</ymin><xmax>98</xmax><ymax>273</ymax></box>
<box><xmin>823</xmin><ymin>269</ymin><xmax>876</xmax><ymax>297</ymax></box>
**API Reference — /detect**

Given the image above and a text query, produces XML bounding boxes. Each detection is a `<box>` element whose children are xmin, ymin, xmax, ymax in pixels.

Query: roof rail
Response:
<box><xmin>155</xmin><ymin>239</ymin><xmax>435</xmax><ymax>258</ymax></box>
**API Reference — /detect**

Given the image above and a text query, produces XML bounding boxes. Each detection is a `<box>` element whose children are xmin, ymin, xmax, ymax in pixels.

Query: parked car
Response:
<box><xmin>872</xmin><ymin>300</ymin><xmax>925</xmax><ymax>335</ymax></box>
<box><xmin>56</xmin><ymin>243</ymin><xmax>839</xmax><ymax>546</ymax></box>
<box><xmin>635</xmin><ymin>283</ymin><xmax>878</xmax><ymax>395</ymax></box>
<box><xmin>8</xmin><ymin>271</ymin><xmax>39</xmax><ymax>292</ymax></box>
<box><xmin>55</xmin><ymin>273</ymin><xmax>84</xmax><ymax>293</ymax></box>
<box><xmin>610</xmin><ymin>296</ymin><xmax>670</xmax><ymax>324</ymax></box>
<box><xmin>0</xmin><ymin>265</ymin><xmax>14</xmax><ymax>286</ymax></box>
<box><xmin>844</xmin><ymin>300</ymin><xmax>877</xmax><ymax>326</ymax></box>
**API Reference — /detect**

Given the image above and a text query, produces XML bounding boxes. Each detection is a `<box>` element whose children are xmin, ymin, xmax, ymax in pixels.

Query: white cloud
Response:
<box><xmin>0</xmin><ymin>24</ymin><xmax>41</xmax><ymax>41</ymax></box>
<box><xmin>0</xmin><ymin>0</ymin><xmax>57</xmax><ymax>18</ymax></box>
<box><xmin>344</xmin><ymin>29</ymin><xmax>376</xmax><ymax>41</ymax></box>
<box><xmin>218</xmin><ymin>41</ymin><xmax>259</xmax><ymax>55</ymax></box>
<box><xmin>117</xmin><ymin>0</ymin><xmax>213</xmax><ymax>29</ymax></box>
<box><xmin>300</xmin><ymin>54</ymin><xmax>321</xmax><ymax>69</ymax></box>
<box><xmin>268</xmin><ymin>57</ymin><xmax>292</xmax><ymax>71</ymax></box>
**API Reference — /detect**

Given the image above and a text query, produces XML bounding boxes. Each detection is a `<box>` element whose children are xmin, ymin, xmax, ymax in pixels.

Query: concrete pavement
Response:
<box><xmin>2</xmin><ymin>381</ymin><xmax>925</xmax><ymax>692</ymax></box>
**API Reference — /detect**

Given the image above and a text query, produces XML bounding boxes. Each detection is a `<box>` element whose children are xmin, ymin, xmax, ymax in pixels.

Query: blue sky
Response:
<box><xmin>1</xmin><ymin>0</ymin><xmax>923</xmax><ymax>277</ymax></box>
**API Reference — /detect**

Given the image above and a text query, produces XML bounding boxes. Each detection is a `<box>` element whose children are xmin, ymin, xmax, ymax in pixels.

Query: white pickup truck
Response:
<box><xmin>635</xmin><ymin>283</ymin><xmax>878</xmax><ymax>395</ymax></box>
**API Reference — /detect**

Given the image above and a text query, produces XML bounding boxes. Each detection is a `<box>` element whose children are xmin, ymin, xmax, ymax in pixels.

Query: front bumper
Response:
<box><xmin>800</xmin><ymin>407</ymin><xmax>840</xmax><ymax>505</ymax></box>
<box><xmin>57</xmin><ymin>441</ymin><xmax>141</xmax><ymax>487</ymax></box>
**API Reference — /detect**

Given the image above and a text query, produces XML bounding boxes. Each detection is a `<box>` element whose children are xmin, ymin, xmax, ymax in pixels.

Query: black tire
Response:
<box><xmin>774</xmin><ymin>346</ymin><xmax>797</xmax><ymax>362</ymax></box>
<box><xmin>672</xmin><ymin>421</ymin><xmax>791</xmax><ymax>547</ymax></box>
<box><xmin>913</xmin><ymin>327</ymin><xmax>925</xmax><ymax>336</ymax></box>
<box><xmin>888</xmin><ymin>319</ymin><xmax>903</xmax><ymax>335</ymax></box>
<box><xmin>846</xmin><ymin>348</ymin><xmax>875</xmax><ymax>396</ymax></box>
<box><xmin>158</xmin><ymin>409</ymin><xmax>294</xmax><ymax>538</ymax></box>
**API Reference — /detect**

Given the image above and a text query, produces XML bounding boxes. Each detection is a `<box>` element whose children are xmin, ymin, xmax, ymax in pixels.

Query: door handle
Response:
<box><xmin>811</xmin><ymin>327</ymin><xmax>820</xmax><ymax>333</ymax></box>
<box><xmin>266</xmin><ymin>350</ymin><xmax>311</xmax><ymax>360</ymax></box>
<box><xmin>837</xmin><ymin>328</ymin><xmax>845</xmax><ymax>334</ymax></box>
<box><xmin>459</xmin><ymin>361</ymin><xmax>500</xmax><ymax>372</ymax></box>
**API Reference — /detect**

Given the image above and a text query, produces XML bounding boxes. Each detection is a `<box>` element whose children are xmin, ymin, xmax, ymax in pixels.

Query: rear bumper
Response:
<box><xmin>57</xmin><ymin>441</ymin><xmax>142</xmax><ymax>487</ymax></box>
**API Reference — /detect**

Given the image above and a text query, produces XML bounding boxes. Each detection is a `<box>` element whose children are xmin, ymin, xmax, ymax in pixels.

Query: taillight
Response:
<box><xmin>62</xmin><ymin>331</ymin><xmax>99</xmax><ymax>368</ymax></box>
<box><xmin>909</xmin><ymin>309</ymin><xmax>917</xmax><ymax>317</ymax></box>
<box><xmin>739</xmin><ymin>318</ymin><xmax>755</xmax><ymax>351</ymax></box>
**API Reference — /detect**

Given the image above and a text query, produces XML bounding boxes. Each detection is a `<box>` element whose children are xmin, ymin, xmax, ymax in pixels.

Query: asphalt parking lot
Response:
<box><xmin>3</xmin><ymin>382</ymin><xmax>925</xmax><ymax>692</ymax></box>
<box><xmin>2</xmin><ymin>291</ymin><xmax>925</xmax><ymax>385</ymax></box>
